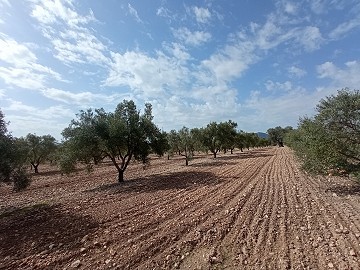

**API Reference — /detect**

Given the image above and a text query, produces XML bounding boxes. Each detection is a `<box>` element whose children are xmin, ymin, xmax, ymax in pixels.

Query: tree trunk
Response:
<box><xmin>213</xmin><ymin>152</ymin><xmax>217</xmax><ymax>158</ymax></box>
<box><xmin>185</xmin><ymin>158</ymin><xmax>188</xmax><ymax>166</ymax></box>
<box><xmin>34</xmin><ymin>164</ymin><xmax>39</xmax><ymax>174</ymax></box>
<box><xmin>118</xmin><ymin>169</ymin><xmax>124</xmax><ymax>182</ymax></box>
<box><xmin>230</xmin><ymin>148</ymin><xmax>233</xmax><ymax>154</ymax></box>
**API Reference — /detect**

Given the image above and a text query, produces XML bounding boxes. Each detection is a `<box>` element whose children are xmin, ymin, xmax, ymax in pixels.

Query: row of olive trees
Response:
<box><xmin>60</xmin><ymin>100</ymin><xmax>270</xmax><ymax>182</ymax></box>
<box><xmin>0</xmin><ymin>100</ymin><xmax>270</xmax><ymax>190</ymax></box>
<box><xmin>167</xmin><ymin>123</ymin><xmax>269</xmax><ymax>166</ymax></box>
<box><xmin>285</xmin><ymin>89</ymin><xmax>360</xmax><ymax>178</ymax></box>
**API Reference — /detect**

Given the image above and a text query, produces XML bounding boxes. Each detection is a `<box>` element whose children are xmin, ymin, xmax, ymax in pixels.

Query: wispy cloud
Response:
<box><xmin>288</xmin><ymin>66</ymin><xmax>307</xmax><ymax>78</ymax></box>
<box><xmin>0</xmin><ymin>34</ymin><xmax>64</xmax><ymax>89</ymax></box>
<box><xmin>41</xmin><ymin>88</ymin><xmax>124</xmax><ymax>105</ymax></box>
<box><xmin>30</xmin><ymin>0</ymin><xmax>109</xmax><ymax>67</ymax></box>
<box><xmin>128</xmin><ymin>3</ymin><xmax>143</xmax><ymax>23</ymax></box>
<box><xmin>172</xmin><ymin>27</ymin><xmax>211</xmax><ymax>46</ymax></box>
<box><xmin>105</xmin><ymin>50</ymin><xmax>189</xmax><ymax>98</ymax></box>
<box><xmin>192</xmin><ymin>6</ymin><xmax>211</xmax><ymax>24</ymax></box>
<box><xmin>317</xmin><ymin>61</ymin><xmax>360</xmax><ymax>88</ymax></box>
<box><xmin>329</xmin><ymin>16</ymin><xmax>360</xmax><ymax>39</ymax></box>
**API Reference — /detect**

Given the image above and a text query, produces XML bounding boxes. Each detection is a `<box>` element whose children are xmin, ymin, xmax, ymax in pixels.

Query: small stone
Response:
<box><xmin>328</xmin><ymin>262</ymin><xmax>334</xmax><ymax>268</ymax></box>
<box><xmin>312</xmin><ymin>242</ymin><xmax>319</xmax><ymax>248</ymax></box>
<box><xmin>80</xmin><ymin>247</ymin><xmax>86</xmax><ymax>253</ymax></box>
<box><xmin>49</xmin><ymin>244</ymin><xmax>55</xmax><ymax>250</ymax></box>
<box><xmin>93</xmin><ymin>241</ymin><xmax>101</xmax><ymax>247</ymax></box>
<box><xmin>300</xmin><ymin>226</ymin><xmax>307</xmax><ymax>231</ymax></box>
<box><xmin>81</xmin><ymin>235</ymin><xmax>88</xmax><ymax>243</ymax></box>
<box><xmin>329</xmin><ymin>242</ymin><xmax>336</xmax><ymax>247</ymax></box>
<box><xmin>71</xmin><ymin>260</ymin><xmax>81</xmax><ymax>268</ymax></box>
<box><xmin>105</xmin><ymin>259</ymin><xmax>111</xmax><ymax>264</ymax></box>
<box><xmin>349</xmin><ymin>249</ymin><xmax>356</xmax><ymax>256</ymax></box>
<box><xmin>109</xmin><ymin>249</ymin><xmax>117</xmax><ymax>256</ymax></box>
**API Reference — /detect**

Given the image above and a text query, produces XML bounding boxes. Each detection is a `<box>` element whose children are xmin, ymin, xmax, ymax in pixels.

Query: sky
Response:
<box><xmin>0</xmin><ymin>0</ymin><xmax>360</xmax><ymax>140</ymax></box>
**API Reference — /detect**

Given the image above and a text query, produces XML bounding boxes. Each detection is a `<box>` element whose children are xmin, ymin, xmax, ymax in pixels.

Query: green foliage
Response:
<box><xmin>62</xmin><ymin>100</ymin><xmax>167</xmax><ymax>182</ymax></box>
<box><xmin>201</xmin><ymin>122</ymin><xmax>221</xmax><ymax>158</ymax></box>
<box><xmin>177</xmin><ymin>127</ymin><xmax>194</xmax><ymax>165</ymax></box>
<box><xmin>288</xmin><ymin>89</ymin><xmax>360</xmax><ymax>178</ymax></box>
<box><xmin>0</xmin><ymin>109</ymin><xmax>31</xmax><ymax>191</ymax></box>
<box><xmin>20</xmin><ymin>133</ymin><xmax>58</xmax><ymax>173</ymax></box>
<box><xmin>12</xmin><ymin>168</ymin><xmax>31</xmax><ymax>192</ymax></box>
<box><xmin>267</xmin><ymin>126</ymin><xmax>293</xmax><ymax>147</ymax></box>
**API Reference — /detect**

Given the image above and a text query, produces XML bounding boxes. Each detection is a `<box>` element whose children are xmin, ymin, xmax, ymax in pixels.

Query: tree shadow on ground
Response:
<box><xmin>86</xmin><ymin>171</ymin><xmax>221</xmax><ymax>194</ymax></box>
<box><xmin>0</xmin><ymin>204</ymin><xmax>99</xmax><ymax>268</ymax></box>
<box><xmin>325</xmin><ymin>181</ymin><xmax>360</xmax><ymax>196</ymax></box>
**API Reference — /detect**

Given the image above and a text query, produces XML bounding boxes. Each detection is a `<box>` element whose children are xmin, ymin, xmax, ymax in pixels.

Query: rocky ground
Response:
<box><xmin>1</xmin><ymin>147</ymin><xmax>360</xmax><ymax>269</ymax></box>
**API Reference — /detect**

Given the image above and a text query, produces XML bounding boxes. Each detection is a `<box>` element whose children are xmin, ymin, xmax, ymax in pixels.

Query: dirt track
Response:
<box><xmin>1</xmin><ymin>147</ymin><xmax>360</xmax><ymax>269</ymax></box>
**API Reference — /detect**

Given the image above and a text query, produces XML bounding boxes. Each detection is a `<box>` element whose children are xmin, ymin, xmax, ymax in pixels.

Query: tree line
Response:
<box><xmin>2</xmin><ymin>88</ymin><xmax>358</xmax><ymax>191</ymax></box>
<box><xmin>0</xmin><ymin>100</ymin><xmax>270</xmax><ymax>190</ymax></box>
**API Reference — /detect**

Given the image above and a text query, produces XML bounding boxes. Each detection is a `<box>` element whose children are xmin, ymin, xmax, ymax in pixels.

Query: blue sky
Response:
<box><xmin>1</xmin><ymin>0</ymin><xmax>360</xmax><ymax>140</ymax></box>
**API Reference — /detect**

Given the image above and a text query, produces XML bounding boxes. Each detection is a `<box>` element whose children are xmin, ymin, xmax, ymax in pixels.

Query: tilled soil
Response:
<box><xmin>1</xmin><ymin>147</ymin><xmax>360</xmax><ymax>269</ymax></box>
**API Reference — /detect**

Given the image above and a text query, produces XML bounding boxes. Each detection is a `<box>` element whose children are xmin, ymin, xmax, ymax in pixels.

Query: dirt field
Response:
<box><xmin>1</xmin><ymin>147</ymin><xmax>360</xmax><ymax>269</ymax></box>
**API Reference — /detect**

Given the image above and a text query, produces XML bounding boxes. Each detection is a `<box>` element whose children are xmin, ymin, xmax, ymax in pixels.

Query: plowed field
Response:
<box><xmin>1</xmin><ymin>147</ymin><xmax>360</xmax><ymax>269</ymax></box>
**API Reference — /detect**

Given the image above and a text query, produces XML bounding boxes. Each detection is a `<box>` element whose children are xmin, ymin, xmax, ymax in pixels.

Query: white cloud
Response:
<box><xmin>201</xmin><ymin>40</ymin><xmax>257</xmax><ymax>84</ymax></box>
<box><xmin>0</xmin><ymin>34</ymin><xmax>64</xmax><ymax>89</ymax></box>
<box><xmin>296</xmin><ymin>26</ymin><xmax>323</xmax><ymax>51</ymax></box>
<box><xmin>30</xmin><ymin>0</ymin><xmax>109</xmax><ymax>67</ymax></box>
<box><xmin>317</xmin><ymin>61</ymin><xmax>360</xmax><ymax>88</ymax></box>
<box><xmin>192</xmin><ymin>6</ymin><xmax>211</xmax><ymax>24</ymax></box>
<box><xmin>0</xmin><ymin>34</ymin><xmax>37</xmax><ymax>66</ymax></box>
<box><xmin>128</xmin><ymin>3</ymin><xmax>143</xmax><ymax>23</ymax></box>
<box><xmin>52</xmin><ymin>30</ymin><xmax>109</xmax><ymax>66</ymax></box>
<box><xmin>172</xmin><ymin>27</ymin><xmax>211</xmax><ymax>46</ymax></box>
<box><xmin>156</xmin><ymin>6</ymin><xmax>171</xmax><ymax>18</ymax></box>
<box><xmin>105</xmin><ymin>50</ymin><xmax>189</xmax><ymax>98</ymax></box>
<box><xmin>162</xmin><ymin>42</ymin><xmax>190</xmax><ymax>63</ymax></box>
<box><xmin>41</xmin><ymin>88</ymin><xmax>124</xmax><ymax>105</ymax></box>
<box><xmin>30</xmin><ymin>0</ymin><xmax>96</xmax><ymax>27</ymax></box>
<box><xmin>265</xmin><ymin>80</ymin><xmax>293</xmax><ymax>92</ymax></box>
<box><xmin>329</xmin><ymin>16</ymin><xmax>360</xmax><ymax>39</ymax></box>
<box><xmin>288</xmin><ymin>66</ymin><xmax>307</xmax><ymax>78</ymax></box>
<box><xmin>284</xmin><ymin>2</ymin><xmax>298</xmax><ymax>15</ymax></box>
<box><xmin>0</xmin><ymin>67</ymin><xmax>45</xmax><ymax>89</ymax></box>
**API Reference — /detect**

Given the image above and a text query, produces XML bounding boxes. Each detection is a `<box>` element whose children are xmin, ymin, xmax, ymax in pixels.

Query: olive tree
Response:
<box><xmin>20</xmin><ymin>133</ymin><xmax>58</xmax><ymax>173</ymax></box>
<box><xmin>62</xmin><ymin>100</ymin><xmax>167</xmax><ymax>182</ymax></box>
<box><xmin>0</xmin><ymin>109</ymin><xmax>30</xmax><ymax>191</ymax></box>
<box><xmin>288</xmin><ymin>89</ymin><xmax>360</xmax><ymax>177</ymax></box>
<box><xmin>267</xmin><ymin>126</ymin><xmax>293</xmax><ymax>147</ymax></box>
<box><xmin>167</xmin><ymin>127</ymin><xmax>195</xmax><ymax>166</ymax></box>
<box><xmin>202</xmin><ymin>122</ymin><xmax>221</xmax><ymax>158</ymax></box>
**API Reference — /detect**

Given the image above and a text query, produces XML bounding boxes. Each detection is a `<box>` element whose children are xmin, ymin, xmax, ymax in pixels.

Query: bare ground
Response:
<box><xmin>0</xmin><ymin>147</ymin><xmax>360</xmax><ymax>269</ymax></box>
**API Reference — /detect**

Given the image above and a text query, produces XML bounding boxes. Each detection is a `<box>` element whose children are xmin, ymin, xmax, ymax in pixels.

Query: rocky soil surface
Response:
<box><xmin>1</xmin><ymin>147</ymin><xmax>360</xmax><ymax>269</ymax></box>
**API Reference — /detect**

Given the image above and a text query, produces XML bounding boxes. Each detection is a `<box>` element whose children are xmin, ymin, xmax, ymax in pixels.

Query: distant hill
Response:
<box><xmin>257</xmin><ymin>132</ymin><xmax>269</xmax><ymax>139</ymax></box>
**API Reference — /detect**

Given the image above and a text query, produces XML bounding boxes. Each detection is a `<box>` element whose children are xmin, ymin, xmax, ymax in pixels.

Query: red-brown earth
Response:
<box><xmin>1</xmin><ymin>147</ymin><xmax>360</xmax><ymax>269</ymax></box>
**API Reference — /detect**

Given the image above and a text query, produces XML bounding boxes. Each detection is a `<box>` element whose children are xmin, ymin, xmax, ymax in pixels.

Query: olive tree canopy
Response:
<box><xmin>62</xmin><ymin>100</ymin><xmax>167</xmax><ymax>182</ymax></box>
